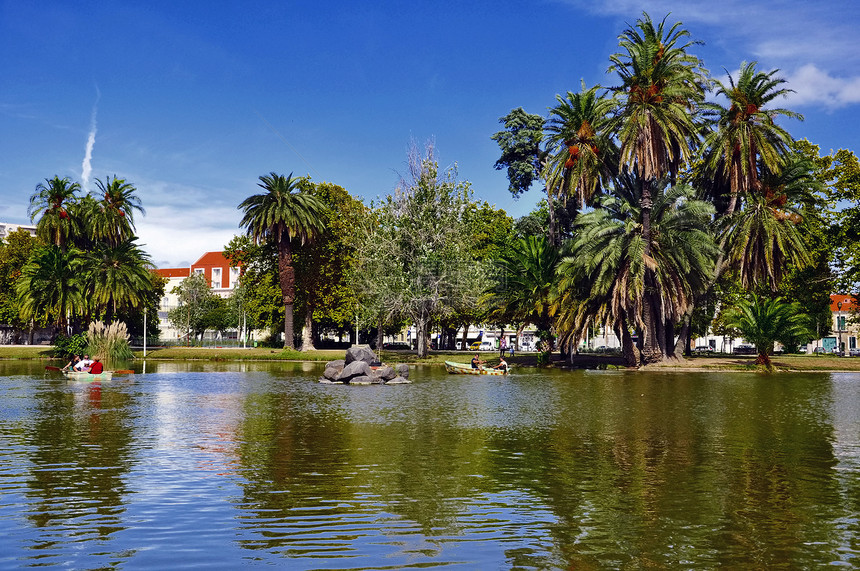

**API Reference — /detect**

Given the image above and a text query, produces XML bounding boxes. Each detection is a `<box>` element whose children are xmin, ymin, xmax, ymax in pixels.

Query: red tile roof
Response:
<box><xmin>154</xmin><ymin>268</ymin><xmax>190</xmax><ymax>279</ymax></box>
<box><xmin>830</xmin><ymin>294</ymin><xmax>857</xmax><ymax>312</ymax></box>
<box><xmin>192</xmin><ymin>251</ymin><xmax>230</xmax><ymax>267</ymax></box>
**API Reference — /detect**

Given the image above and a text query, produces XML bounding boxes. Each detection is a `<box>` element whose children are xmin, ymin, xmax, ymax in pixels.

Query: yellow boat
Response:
<box><xmin>444</xmin><ymin>360</ymin><xmax>508</xmax><ymax>375</ymax></box>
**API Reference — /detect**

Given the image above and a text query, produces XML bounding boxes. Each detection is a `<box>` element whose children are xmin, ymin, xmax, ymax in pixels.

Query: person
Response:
<box><xmin>499</xmin><ymin>337</ymin><xmax>506</xmax><ymax>358</ymax></box>
<box><xmin>74</xmin><ymin>355</ymin><xmax>91</xmax><ymax>371</ymax></box>
<box><xmin>63</xmin><ymin>355</ymin><xmax>81</xmax><ymax>372</ymax></box>
<box><xmin>494</xmin><ymin>357</ymin><xmax>509</xmax><ymax>372</ymax></box>
<box><xmin>509</xmin><ymin>344</ymin><xmax>514</xmax><ymax>358</ymax></box>
<box><xmin>471</xmin><ymin>353</ymin><xmax>484</xmax><ymax>369</ymax></box>
<box><xmin>88</xmin><ymin>358</ymin><xmax>103</xmax><ymax>375</ymax></box>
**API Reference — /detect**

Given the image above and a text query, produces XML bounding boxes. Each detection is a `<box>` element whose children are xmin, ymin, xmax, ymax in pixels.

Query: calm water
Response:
<box><xmin>0</xmin><ymin>361</ymin><xmax>858</xmax><ymax>569</ymax></box>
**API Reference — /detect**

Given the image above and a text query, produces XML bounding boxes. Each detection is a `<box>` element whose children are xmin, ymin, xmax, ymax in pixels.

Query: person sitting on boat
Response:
<box><xmin>494</xmin><ymin>357</ymin><xmax>508</xmax><ymax>372</ymax></box>
<box><xmin>87</xmin><ymin>358</ymin><xmax>104</xmax><ymax>375</ymax></box>
<box><xmin>63</xmin><ymin>355</ymin><xmax>81</xmax><ymax>372</ymax></box>
<box><xmin>79</xmin><ymin>355</ymin><xmax>94</xmax><ymax>370</ymax></box>
<box><xmin>471</xmin><ymin>353</ymin><xmax>484</xmax><ymax>369</ymax></box>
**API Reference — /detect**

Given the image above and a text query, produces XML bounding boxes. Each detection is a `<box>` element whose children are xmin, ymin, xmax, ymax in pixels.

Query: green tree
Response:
<box><xmin>491</xmin><ymin>108</ymin><xmax>545</xmax><ymax>199</ymax></box>
<box><xmin>358</xmin><ymin>142</ymin><xmax>479</xmax><ymax>357</ymax></box>
<box><xmin>702</xmin><ymin>62</ymin><xmax>802</xmax><ymax>215</ymax></box>
<box><xmin>224</xmin><ymin>236</ymin><xmax>285</xmax><ymax>344</ymax></box>
<box><xmin>293</xmin><ymin>182</ymin><xmax>367</xmax><ymax>350</ymax></box>
<box><xmin>168</xmin><ymin>272</ymin><xmax>221</xmax><ymax>342</ymax></box>
<box><xmin>16</xmin><ymin>245</ymin><xmax>85</xmax><ymax>330</ymax></box>
<box><xmin>608</xmin><ymin>12</ymin><xmax>709</xmax><ymax>362</ymax></box>
<box><xmin>28</xmin><ymin>176</ymin><xmax>82</xmax><ymax>249</ymax></box>
<box><xmin>91</xmin><ymin>176</ymin><xmax>145</xmax><ymax>246</ymax></box>
<box><xmin>723</xmin><ymin>295</ymin><xmax>813</xmax><ymax>367</ymax></box>
<box><xmin>0</xmin><ymin>229</ymin><xmax>41</xmax><ymax>335</ymax></box>
<box><xmin>81</xmin><ymin>238</ymin><xmax>155</xmax><ymax>321</ymax></box>
<box><xmin>238</xmin><ymin>172</ymin><xmax>327</xmax><ymax>349</ymax></box>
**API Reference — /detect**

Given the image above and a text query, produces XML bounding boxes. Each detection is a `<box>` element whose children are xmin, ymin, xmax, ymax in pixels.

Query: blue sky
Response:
<box><xmin>2</xmin><ymin>0</ymin><xmax>860</xmax><ymax>267</ymax></box>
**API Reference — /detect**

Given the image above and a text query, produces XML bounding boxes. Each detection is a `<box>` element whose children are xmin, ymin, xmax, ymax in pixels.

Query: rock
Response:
<box><xmin>325</xmin><ymin>359</ymin><xmax>345</xmax><ymax>371</ymax></box>
<box><xmin>386</xmin><ymin>376</ymin><xmax>411</xmax><ymax>384</ymax></box>
<box><xmin>345</xmin><ymin>346</ymin><xmax>377</xmax><ymax>365</ymax></box>
<box><xmin>336</xmin><ymin>360</ymin><xmax>372</xmax><ymax>383</ymax></box>
<box><xmin>323</xmin><ymin>367</ymin><xmax>341</xmax><ymax>381</ymax></box>
<box><xmin>318</xmin><ymin>378</ymin><xmax>337</xmax><ymax>384</ymax></box>
<box><xmin>395</xmin><ymin>364</ymin><xmax>410</xmax><ymax>378</ymax></box>
<box><xmin>371</xmin><ymin>365</ymin><xmax>395</xmax><ymax>381</ymax></box>
<box><xmin>349</xmin><ymin>375</ymin><xmax>373</xmax><ymax>385</ymax></box>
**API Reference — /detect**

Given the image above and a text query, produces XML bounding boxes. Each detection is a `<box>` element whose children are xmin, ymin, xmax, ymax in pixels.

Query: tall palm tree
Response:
<box><xmin>28</xmin><ymin>176</ymin><xmax>82</xmax><ymax>250</ymax></box>
<box><xmin>557</xmin><ymin>173</ymin><xmax>717</xmax><ymax>366</ymax></box>
<box><xmin>607</xmin><ymin>12</ymin><xmax>709</xmax><ymax>362</ymax></box>
<box><xmin>702</xmin><ymin>61</ymin><xmax>802</xmax><ymax>215</ymax></box>
<box><xmin>544</xmin><ymin>84</ymin><xmax>618</xmax><ymax>211</ymax></box>
<box><xmin>16</xmin><ymin>245</ymin><xmax>85</xmax><ymax>330</ymax></box>
<box><xmin>239</xmin><ymin>172</ymin><xmax>327</xmax><ymax>349</ymax></box>
<box><xmin>82</xmin><ymin>238</ymin><xmax>154</xmax><ymax>322</ymax></box>
<box><xmin>91</xmin><ymin>176</ymin><xmax>145</xmax><ymax>246</ymax></box>
<box><xmin>723</xmin><ymin>295</ymin><xmax>812</xmax><ymax>367</ymax></box>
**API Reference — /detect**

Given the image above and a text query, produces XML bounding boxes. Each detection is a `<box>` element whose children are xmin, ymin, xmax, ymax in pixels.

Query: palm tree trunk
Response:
<box><xmin>640</xmin><ymin>179</ymin><xmax>663</xmax><ymax>364</ymax></box>
<box><xmin>278</xmin><ymin>239</ymin><xmax>296</xmax><ymax>349</ymax></box>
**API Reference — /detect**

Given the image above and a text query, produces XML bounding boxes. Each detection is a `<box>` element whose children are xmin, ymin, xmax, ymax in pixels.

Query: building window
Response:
<box><xmin>194</xmin><ymin>268</ymin><xmax>204</xmax><ymax>275</ymax></box>
<box><xmin>230</xmin><ymin>267</ymin><xmax>240</xmax><ymax>288</ymax></box>
<box><xmin>212</xmin><ymin>267</ymin><xmax>222</xmax><ymax>289</ymax></box>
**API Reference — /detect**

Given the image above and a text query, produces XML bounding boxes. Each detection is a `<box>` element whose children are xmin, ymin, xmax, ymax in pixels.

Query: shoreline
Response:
<box><xmin>5</xmin><ymin>345</ymin><xmax>860</xmax><ymax>373</ymax></box>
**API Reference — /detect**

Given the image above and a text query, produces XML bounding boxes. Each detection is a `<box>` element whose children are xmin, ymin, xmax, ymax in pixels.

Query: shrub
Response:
<box><xmin>86</xmin><ymin>321</ymin><xmax>134</xmax><ymax>364</ymax></box>
<box><xmin>52</xmin><ymin>333</ymin><xmax>88</xmax><ymax>359</ymax></box>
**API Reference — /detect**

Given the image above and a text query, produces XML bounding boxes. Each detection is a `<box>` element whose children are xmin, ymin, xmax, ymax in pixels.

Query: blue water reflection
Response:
<box><xmin>0</xmin><ymin>362</ymin><xmax>858</xmax><ymax>568</ymax></box>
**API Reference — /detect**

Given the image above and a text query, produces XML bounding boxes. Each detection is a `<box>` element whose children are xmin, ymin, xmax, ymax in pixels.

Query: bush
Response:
<box><xmin>52</xmin><ymin>333</ymin><xmax>88</xmax><ymax>359</ymax></box>
<box><xmin>86</xmin><ymin>321</ymin><xmax>134</xmax><ymax>364</ymax></box>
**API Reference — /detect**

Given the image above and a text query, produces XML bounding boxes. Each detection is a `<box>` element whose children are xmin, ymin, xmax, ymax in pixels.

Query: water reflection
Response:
<box><xmin>0</xmin><ymin>362</ymin><xmax>857</xmax><ymax>568</ymax></box>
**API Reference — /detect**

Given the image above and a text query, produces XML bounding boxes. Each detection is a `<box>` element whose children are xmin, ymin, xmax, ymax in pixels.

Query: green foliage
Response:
<box><xmin>0</xmin><ymin>229</ymin><xmax>41</xmax><ymax>329</ymax></box>
<box><xmin>52</xmin><ymin>332</ymin><xmax>88</xmax><ymax>359</ymax></box>
<box><xmin>491</xmin><ymin>108</ymin><xmax>546</xmax><ymax>198</ymax></box>
<box><xmin>723</xmin><ymin>295</ymin><xmax>814</xmax><ymax>367</ymax></box>
<box><xmin>168</xmin><ymin>272</ymin><xmax>227</xmax><ymax>340</ymax></box>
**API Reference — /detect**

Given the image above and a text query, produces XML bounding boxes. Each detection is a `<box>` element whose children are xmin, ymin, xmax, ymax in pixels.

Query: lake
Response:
<box><xmin>0</xmin><ymin>361</ymin><xmax>858</xmax><ymax>569</ymax></box>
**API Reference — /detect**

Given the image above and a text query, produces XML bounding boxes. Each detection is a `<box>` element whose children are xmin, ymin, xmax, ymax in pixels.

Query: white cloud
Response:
<box><xmin>783</xmin><ymin>64</ymin><xmax>860</xmax><ymax>109</ymax></box>
<box><xmin>136</xmin><ymin>203</ymin><xmax>240</xmax><ymax>268</ymax></box>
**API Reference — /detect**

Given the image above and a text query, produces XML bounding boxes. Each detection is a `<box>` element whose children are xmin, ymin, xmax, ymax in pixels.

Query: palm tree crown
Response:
<box><xmin>28</xmin><ymin>176</ymin><xmax>82</xmax><ymax>248</ymax></box>
<box><xmin>91</xmin><ymin>176</ymin><xmax>145</xmax><ymax>245</ymax></box>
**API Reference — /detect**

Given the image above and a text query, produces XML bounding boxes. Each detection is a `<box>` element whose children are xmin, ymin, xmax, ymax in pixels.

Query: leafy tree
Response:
<box><xmin>168</xmin><ymin>272</ymin><xmax>225</xmax><ymax>342</ymax></box>
<box><xmin>82</xmin><ymin>238</ymin><xmax>154</xmax><ymax>321</ymax></box>
<box><xmin>238</xmin><ymin>172</ymin><xmax>327</xmax><ymax>349</ymax></box>
<box><xmin>723</xmin><ymin>295</ymin><xmax>813</xmax><ymax>367</ymax></box>
<box><xmin>223</xmin><ymin>235</ymin><xmax>284</xmax><ymax>342</ymax></box>
<box><xmin>491</xmin><ymin>108</ymin><xmax>545</xmax><ymax>199</ymax></box>
<box><xmin>0</xmin><ymin>229</ymin><xmax>41</xmax><ymax>334</ymax></box>
<box><xmin>293</xmin><ymin>182</ymin><xmax>366</xmax><ymax>350</ymax></box>
<box><xmin>358</xmin><ymin>141</ymin><xmax>480</xmax><ymax>357</ymax></box>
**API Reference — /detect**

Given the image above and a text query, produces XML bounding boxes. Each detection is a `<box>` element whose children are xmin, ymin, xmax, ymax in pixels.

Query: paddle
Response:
<box><xmin>113</xmin><ymin>370</ymin><xmax>135</xmax><ymax>375</ymax></box>
<box><xmin>45</xmin><ymin>366</ymin><xmax>62</xmax><ymax>372</ymax></box>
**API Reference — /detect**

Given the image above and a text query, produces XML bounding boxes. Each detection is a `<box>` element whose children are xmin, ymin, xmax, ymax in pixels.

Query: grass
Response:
<box><xmin>3</xmin><ymin>344</ymin><xmax>860</xmax><ymax>372</ymax></box>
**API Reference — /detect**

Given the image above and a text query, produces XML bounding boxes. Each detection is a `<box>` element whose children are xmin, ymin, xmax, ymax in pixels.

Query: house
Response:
<box><xmin>818</xmin><ymin>294</ymin><xmax>858</xmax><ymax>354</ymax></box>
<box><xmin>154</xmin><ymin>252</ymin><xmax>240</xmax><ymax>341</ymax></box>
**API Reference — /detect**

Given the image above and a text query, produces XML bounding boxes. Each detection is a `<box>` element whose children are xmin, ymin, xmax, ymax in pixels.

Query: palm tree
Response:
<box><xmin>91</xmin><ymin>176</ymin><xmax>145</xmax><ymax>246</ymax></box>
<box><xmin>608</xmin><ymin>12</ymin><xmax>709</xmax><ymax>362</ymax></box>
<box><xmin>239</xmin><ymin>172</ymin><xmax>327</xmax><ymax>349</ymax></box>
<box><xmin>557</xmin><ymin>173</ymin><xmax>717</xmax><ymax>366</ymax></box>
<box><xmin>544</xmin><ymin>84</ymin><xmax>617</xmax><ymax>211</ymax></box>
<box><xmin>723</xmin><ymin>295</ymin><xmax>812</xmax><ymax>367</ymax></box>
<box><xmin>28</xmin><ymin>176</ymin><xmax>82</xmax><ymax>249</ymax></box>
<box><xmin>720</xmin><ymin>156</ymin><xmax>816</xmax><ymax>290</ymax></box>
<box><xmin>484</xmin><ymin>235</ymin><xmax>560</xmax><ymax>350</ymax></box>
<box><xmin>16</xmin><ymin>245</ymin><xmax>85</xmax><ymax>331</ymax></box>
<box><xmin>702</xmin><ymin>61</ymin><xmax>802</xmax><ymax>215</ymax></box>
<box><xmin>82</xmin><ymin>238</ymin><xmax>155</xmax><ymax>322</ymax></box>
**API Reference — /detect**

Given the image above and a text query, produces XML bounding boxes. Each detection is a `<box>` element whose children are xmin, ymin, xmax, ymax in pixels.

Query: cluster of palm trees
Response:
<box><xmin>21</xmin><ymin>175</ymin><xmax>155</xmax><ymax>334</ymax></box>
<box><xmin>491</xmin><ymin>13</ymin><xmax>819</xmax><ymax>366</ymax></box>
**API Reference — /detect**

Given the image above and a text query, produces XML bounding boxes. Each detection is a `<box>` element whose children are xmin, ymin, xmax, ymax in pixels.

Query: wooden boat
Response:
<box><xmin>63</xmin><ymin>370</ymin><xmax>113</xmax><ymax>381</ymax></box>
<box><xmin>444</xmin><ymin>360</ymin><xmax>508</xmax><ymax>376</ymax></box>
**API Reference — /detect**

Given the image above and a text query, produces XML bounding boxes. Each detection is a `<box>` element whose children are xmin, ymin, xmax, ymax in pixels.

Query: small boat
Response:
<box><xmin>63</xmin><ymin>370</ymin><xmax>113</xmax><ymax>381</ymax></box>
<box><xmin>444</xmin><ymin>360</ymin><xmax>508</xmax><ymax>376</ymax></box>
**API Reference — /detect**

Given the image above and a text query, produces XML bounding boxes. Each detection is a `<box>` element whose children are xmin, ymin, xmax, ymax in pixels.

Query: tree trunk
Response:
<box><xmin>415</xmin><ymin>314</ymin><xmax>429</xmax><ymax>358</ymax></box>
<box><xmin>620</xmin><ymin>314</ymin><xmax>641</xmax><ymax>367</ymax></box>
<box><xmin>278</xmin><ymin>239</ymin><xmax>296</xmax><ymax>349</ymax></box>
<box><xmin>300</xmin><ymin>307</ymin><xmax>315</xmax><ymax>351</ymax></box>
<box><xmin>376</xmin><ymin>315</ymin><xmax>384</xmax><ymax>351</ymax></box>
<box><xmin>640</xmin><ymin>179</ymin><xmax>663</xmax><ymax>364</ymax></box>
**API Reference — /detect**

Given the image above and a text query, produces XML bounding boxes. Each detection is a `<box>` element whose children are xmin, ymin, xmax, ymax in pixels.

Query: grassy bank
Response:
<box><xmin>3</xmin><ymin>345</ymin><xmax>860</xmax><ymax>372</ymax></box>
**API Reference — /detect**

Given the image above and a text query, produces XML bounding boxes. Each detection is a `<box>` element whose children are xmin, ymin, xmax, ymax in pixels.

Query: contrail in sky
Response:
<box><xmin>81</xmin><ymin>86</ymin><xmax>101</xmax><ymax>187</ymax></box>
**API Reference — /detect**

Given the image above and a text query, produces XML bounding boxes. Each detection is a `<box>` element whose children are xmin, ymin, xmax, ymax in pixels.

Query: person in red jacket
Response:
<box><xmin>88</xmin><ymin>358</ymin><xmax>104</xmax><ymax>374</ymax></box>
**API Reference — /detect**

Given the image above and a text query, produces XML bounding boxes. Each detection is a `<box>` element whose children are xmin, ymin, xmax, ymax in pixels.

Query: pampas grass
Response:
<box><xmin>86</xmin><ymin>321</ymin><xmax>134</xmax><ymax>365</ymax></box>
